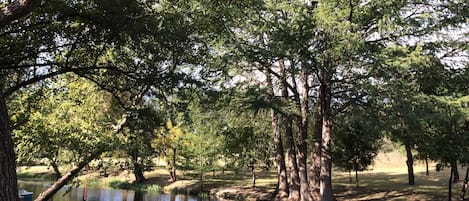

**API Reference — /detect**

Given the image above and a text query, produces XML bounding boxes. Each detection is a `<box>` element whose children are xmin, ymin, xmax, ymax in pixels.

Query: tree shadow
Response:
<box><xmin>334</xmin><ymin>171</ymin><xmax>451</xmax><ymax>200</ymax></box>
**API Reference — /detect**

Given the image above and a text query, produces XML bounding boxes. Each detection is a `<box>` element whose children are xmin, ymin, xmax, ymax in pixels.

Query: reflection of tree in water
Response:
<box><xmin>18</xmin><ymin>180</ymin><xmax>203</xmax><ymax>201</ymax></box>
<box><xmin>134</xmin><ymin>191</ymin><xmax>143</xmax><ymax>201</ymax></box>
<box><xmin>170</xmin><ymin>193</ymin><xmax>176</xmax><ymax>201</ymax></box>
<box><xmin>122</xmin><ymin>190</ymin><xmax>127</xmax><ymax>201</ymax></box>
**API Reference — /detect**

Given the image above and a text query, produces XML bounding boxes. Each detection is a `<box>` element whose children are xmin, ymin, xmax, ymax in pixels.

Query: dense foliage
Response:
<box><xmin>0</xmin><ymin>0</ymin><xmax>468</xmax><ymax>201</ymax></box>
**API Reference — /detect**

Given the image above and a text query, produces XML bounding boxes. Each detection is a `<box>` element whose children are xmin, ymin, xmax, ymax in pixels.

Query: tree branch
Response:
<box><xmin>0</xmin><ymin>0</ymin><xmax>41</xmax><ymax>28</ymax></box>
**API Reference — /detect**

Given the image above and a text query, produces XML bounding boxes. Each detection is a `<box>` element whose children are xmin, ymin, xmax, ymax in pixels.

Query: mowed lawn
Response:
<box><xmin>334</xmin><ymin>151</ymin><xmax>465</xmax><ymax>201</ymax></box>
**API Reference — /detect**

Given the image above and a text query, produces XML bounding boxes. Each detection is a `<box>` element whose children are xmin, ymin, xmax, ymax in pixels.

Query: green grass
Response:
<box><xmin>331</xmin><ymin>152</ymin><xmax>465</xmax><ymax>201</ymax></box>
<box><xmin>17</xmin><ymin>171</ymin><xmax>56</xmax><ymax>181</ymax></box>
<box><xmin>108</xmin><ymin>180</ymin><xmax>162</xmax><ymax>193</ymax></box>
<box><xmin>86</xmin><ymin>178</ymin><xmax>102</xmax><ymax>188</ymax></box>
<box><xmin>16</xmin><ymin>151</ymin><xmax>466</xmax><ymax>201</ymax></box>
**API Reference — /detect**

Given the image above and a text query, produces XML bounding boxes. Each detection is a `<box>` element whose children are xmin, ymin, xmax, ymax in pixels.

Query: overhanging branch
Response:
<box><xmin>0</xmin><ymin>0</ymin><xmax>41</xmax><ymax>28</ymax></box>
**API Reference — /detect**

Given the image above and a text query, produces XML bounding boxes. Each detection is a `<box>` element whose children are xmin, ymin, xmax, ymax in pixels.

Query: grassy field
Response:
<box><xmin>17</xmin><ymin>151</ymin><xmax>467</xmax><ymax>200</ymax></box>
<box><xmin>333</xmin><ymin>151</ymin><xmax>465</xmax><ymax>201</ymax></box>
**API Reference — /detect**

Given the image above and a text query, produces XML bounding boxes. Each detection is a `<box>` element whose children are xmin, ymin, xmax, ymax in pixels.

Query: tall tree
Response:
<box><xmin>266</xmin><ymin>71</ymin><xmax>289</xmax><ymax>199</ymax></box>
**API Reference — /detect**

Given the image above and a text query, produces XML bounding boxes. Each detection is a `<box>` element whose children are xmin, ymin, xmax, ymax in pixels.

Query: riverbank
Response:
<box><xmin>17</xmin><ymin>166</ymin><xmax>276</xmax><ymax>200</ymax></box>
<box><xmin>17</xmin><ymin>156</ymin><xmax>460</xmax><ymax>201</ymax></box>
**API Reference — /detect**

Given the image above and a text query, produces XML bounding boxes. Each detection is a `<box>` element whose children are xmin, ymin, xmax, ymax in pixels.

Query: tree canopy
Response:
<box><xmin>0</xmin><ymin>0</ymin><xmax>468</xmax><ymax>201</ymax></box>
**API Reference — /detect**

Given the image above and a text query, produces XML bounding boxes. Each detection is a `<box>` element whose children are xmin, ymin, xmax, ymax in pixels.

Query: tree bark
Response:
<box><xmin>251</xmin><ymin>160</ymin><xmax>256</xmax><ymax>187</ymax></box>
<box><xmin>320</xmin><ymin>117</ymin><xmax>335</xmax><ymax>201</ymax></box>
<box><xmin>273</xmin><ymin>110</ymin><xmax>289</xmax><ymax>199</ymax></box>
<box><xmin>320</xmin><ymin>82</ymin><xmax>335</xmax><ymax>201</ymax></box>
<box><xmin>49</xmin><ymin>158</ymin><xmax>62</xmax><ymax>181</ymax></box>
<box><xmin>266</xmin><ymin>70</ymin><xmax>289</xmax><ymax>199</ymax></box>
<box><xmin>286</xmin><ymin>115</ymin><xmax>300</xmax><ymax>201</ymax></box>
<box><xmin>0</xmin><ymin>0</ymin><xmax>40</xmax><ymax>29</ymax></box>
<box><xmin>34</xmin><ymin>160</ymin><xmax>90</xmax><ymax>201</ymax></box>
<box><xmin>280</xmin><ymin>60</ymin><xmax>300</xmax><ymax>201</ymax></box>
<box><xmin>133</xmin><ymin>164</ymin><xmax>145</xmax><ymax>183</ymax></box>
<box><xmin>0</xmin><ymin>89</ymin><xmax>20</xmax><ymax>201</ymax></box>
<box><xmin>404</xmin><ymin>143</ymin><xmax>415</xmax><ymax>185</ymax></box>
<box><xmin>451</xmin><ymin>161</ymin><xmax>459</xmax><ymax>183</ymax></box>
<box><xmin>297</xmin><ymin>64</ymin><xmax>311</xmax><ymax>201</ymax></box>
<box><xmin>132</xmin><ymin>154</ymin><xmax>145</xmax><ymax>183</ymax></box>
<box><xmin>310</xmin><ymin>97</ymin><xmax>322</xmax><ymax>201</ymax></box>
<box><xmin>348</xmin><ymin>170</ymin><xmax>352</xmax><ymax>183</ymax></box>
<box><xmin>448</xmin><ymin>165</ymin><xmax>453</xmax><ymax>201</ymax></box>
<box><xmin>355</xmin><ymin>168</ymin><xmax>359</xmax><ymax>187</ymax></box>
<box><xmin>461</xmin><ymin>167</ymin><xmax>469</xmax><ymax>200</ymax></box>
<box><xmin>425</xmin><ymin>156</ymin><xmax>429</xmax><ymax>176</ymax></box>
<box><xmin>169</xmin><ymin>147</ymin><xmax>177</xmax><ymax>182</ymax></box>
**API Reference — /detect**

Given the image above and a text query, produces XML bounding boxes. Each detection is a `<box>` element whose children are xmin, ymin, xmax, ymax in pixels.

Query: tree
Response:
<box><xmin>423</xmin><ymin>96</ymin><xmax>469</xmax><ymax>200</ymax></box>
<box><xmin>13</xmin><ymin>74</ymin><xmax>120</xmax><ymax>181</ymax></box>
<box><xmin>120</xmin><ymin>105</ymin><xmax>162</xmax><ymax>183</ymax></box>
<box><xmin>1</xmin><ymin>0</ymin><xmax>216</xmax><ymax>199</ymax></box>
<box><xmin>152</xmin><ymin>119</ymin><xmax>184</xmax><ymax>182</ymax></box>
<box><xmin>221</xmin><ymin>105</ymin><xmax>274</xmax><ymax>187</ymax></box>
<box><xmin>231</xmin><ymin>2</ymin><xmax>317</xmax><ymax>199</ymax></box>
<box><xmin>332</xmin><ymin>106</ymin><xmax>382</xmax><ymax>186</ymax></box>
<box><xmin>0</xmin><ymin>0</ymin><xmax>155</xmax><ymax>198</ymax></box>
<box><xmin>266</xmin><ymin>71</ymin><xmax>289</xmax><ymax>199</ymax></box>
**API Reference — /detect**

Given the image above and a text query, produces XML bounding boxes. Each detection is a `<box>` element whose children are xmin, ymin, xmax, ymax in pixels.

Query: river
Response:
<box><xmin>18</xmin><ymin>180</ymin><xmax>211</xmax><ymax>201</ymax></box>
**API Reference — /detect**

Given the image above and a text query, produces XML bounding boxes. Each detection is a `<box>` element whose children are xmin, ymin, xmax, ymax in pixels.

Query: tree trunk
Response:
<box><xmin>169</xmin><ymin>147</ymin><xmax>177</xmax><ymax>182</ymax></box>
<box><xmin>355</xmin><ymin>168</ymin><xmax>359</xmax><ymax>187</ymax></box>
<box><xmin>132</xmin><ymin>155</ymin><xmax>145</xmax><ymax>183</ymax></box>
<box><xmin>348</xmin><ymin>170</ymin><xmax>352</xmax><ymax>183</ymax></box>
<box><xmin>448</xmin><ymin>165</ymin><xmax>453</xmax><ymax>201</ymax></box>
<box><xmin>286</xmin><ymin>114</ymin><xmax>300</xmax><ymax>201</ymax></box>
<box><xmin>461</xmin><ymin>167</ymin><xmax>469</xmax><ymax>200</ymax></box>
<box><xmin>134</xmin><ymin>165</ymin><xmax>145</xmax><ymax>183</ymax></box>
<box><xmin>297</xmin><ymin>64</ymin><xmax>311</xmax><ymax>201</ymax></box>
<box><xmin>0</xmin><ymin>90</ymin><xmax>20</xmax><ymax>201</ymax></box>
<box><xmin>49</xmin><ymin>159</ymin><xmax>62</xmax><ymax>181</ymax></box>
<box><xmin>404</xmin><ymin>143</ymin><xmax>415</xmax><ymax>185</ymax></box>
<box><xmin>320</xmin><ymin>116</ymin><xmax>335</xmax><ymax>201</ymax></box>
<box><xmin>35</xmin><ymin>160</ymin><xmax>92</xmax><ymax>201</ymax></box>
<box><xmin>273</xmin><ymin>111</ymin><xmax>289</xmax><ymax>199</ymax></box>
<box><xmin>310</xmin><ymin>99</ymin><xmax>322</xmax><ymax>201</ymax></box>
<box><xmin>425</xmin><ymin>156</ymin><xmax>429</xmax><ymax>176</ymax></box>
<box><xmin>251</xmin><ymin>160</ymin><xmax>256</xmax><ymax>187</ymax></box>
<box><xmin>320</xmin><ymin>81</ymin><xmax>335</xmax><ymax>201</ymax></box>
<box><xmin>281</xmin><ymin>60</ymin><xmax>300</xmax><ymax>201</ymax></box>
<box><xmin>199</xmin><ymin>160</ymin><xmax>204</xmax><ymax>191</ymax></box>
<box><xmin>266</xmin><ymin>70</ymin><xmax>289</xmax><ymax>199</ymax></box>
<box><xmin>451</xmin><ymin>161</ymin><xmax>459</xmax><ymax>183</ymax></box>
<box><xmin>169</xmin><ymin>168</ymin><xmax>176</xmax><ymax>183</ymax></box>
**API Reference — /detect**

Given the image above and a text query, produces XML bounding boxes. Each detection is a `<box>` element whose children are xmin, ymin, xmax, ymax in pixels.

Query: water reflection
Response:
<box><xmin>18</xmin><ymin>180</ymin><xmax>206</xmax><ymax>201</ymax></box>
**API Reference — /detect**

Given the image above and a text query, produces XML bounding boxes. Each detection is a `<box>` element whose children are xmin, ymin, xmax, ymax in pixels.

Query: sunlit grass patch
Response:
<box><xmin>108</xmin><ymin>180</ymin><xmax>162</xmax><ymax>193</ymax></box>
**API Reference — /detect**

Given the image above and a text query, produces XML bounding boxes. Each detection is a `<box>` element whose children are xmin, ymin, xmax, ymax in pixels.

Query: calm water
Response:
<box><xmin>18</xmin><ymin>180</ymin><xmax>210</xmax><ymax>201</ymax></box>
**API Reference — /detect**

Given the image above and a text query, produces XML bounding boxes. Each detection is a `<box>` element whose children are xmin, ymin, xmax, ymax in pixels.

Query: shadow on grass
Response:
<box><xmin>142</xmin><ymin>169</ymin><xmax>277</xmax><ymax>200</ymax></box>
<box><xmin>333</xmin><ymin>171</ymin><xmax>457</xmax><ymax>201</ymax></box>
